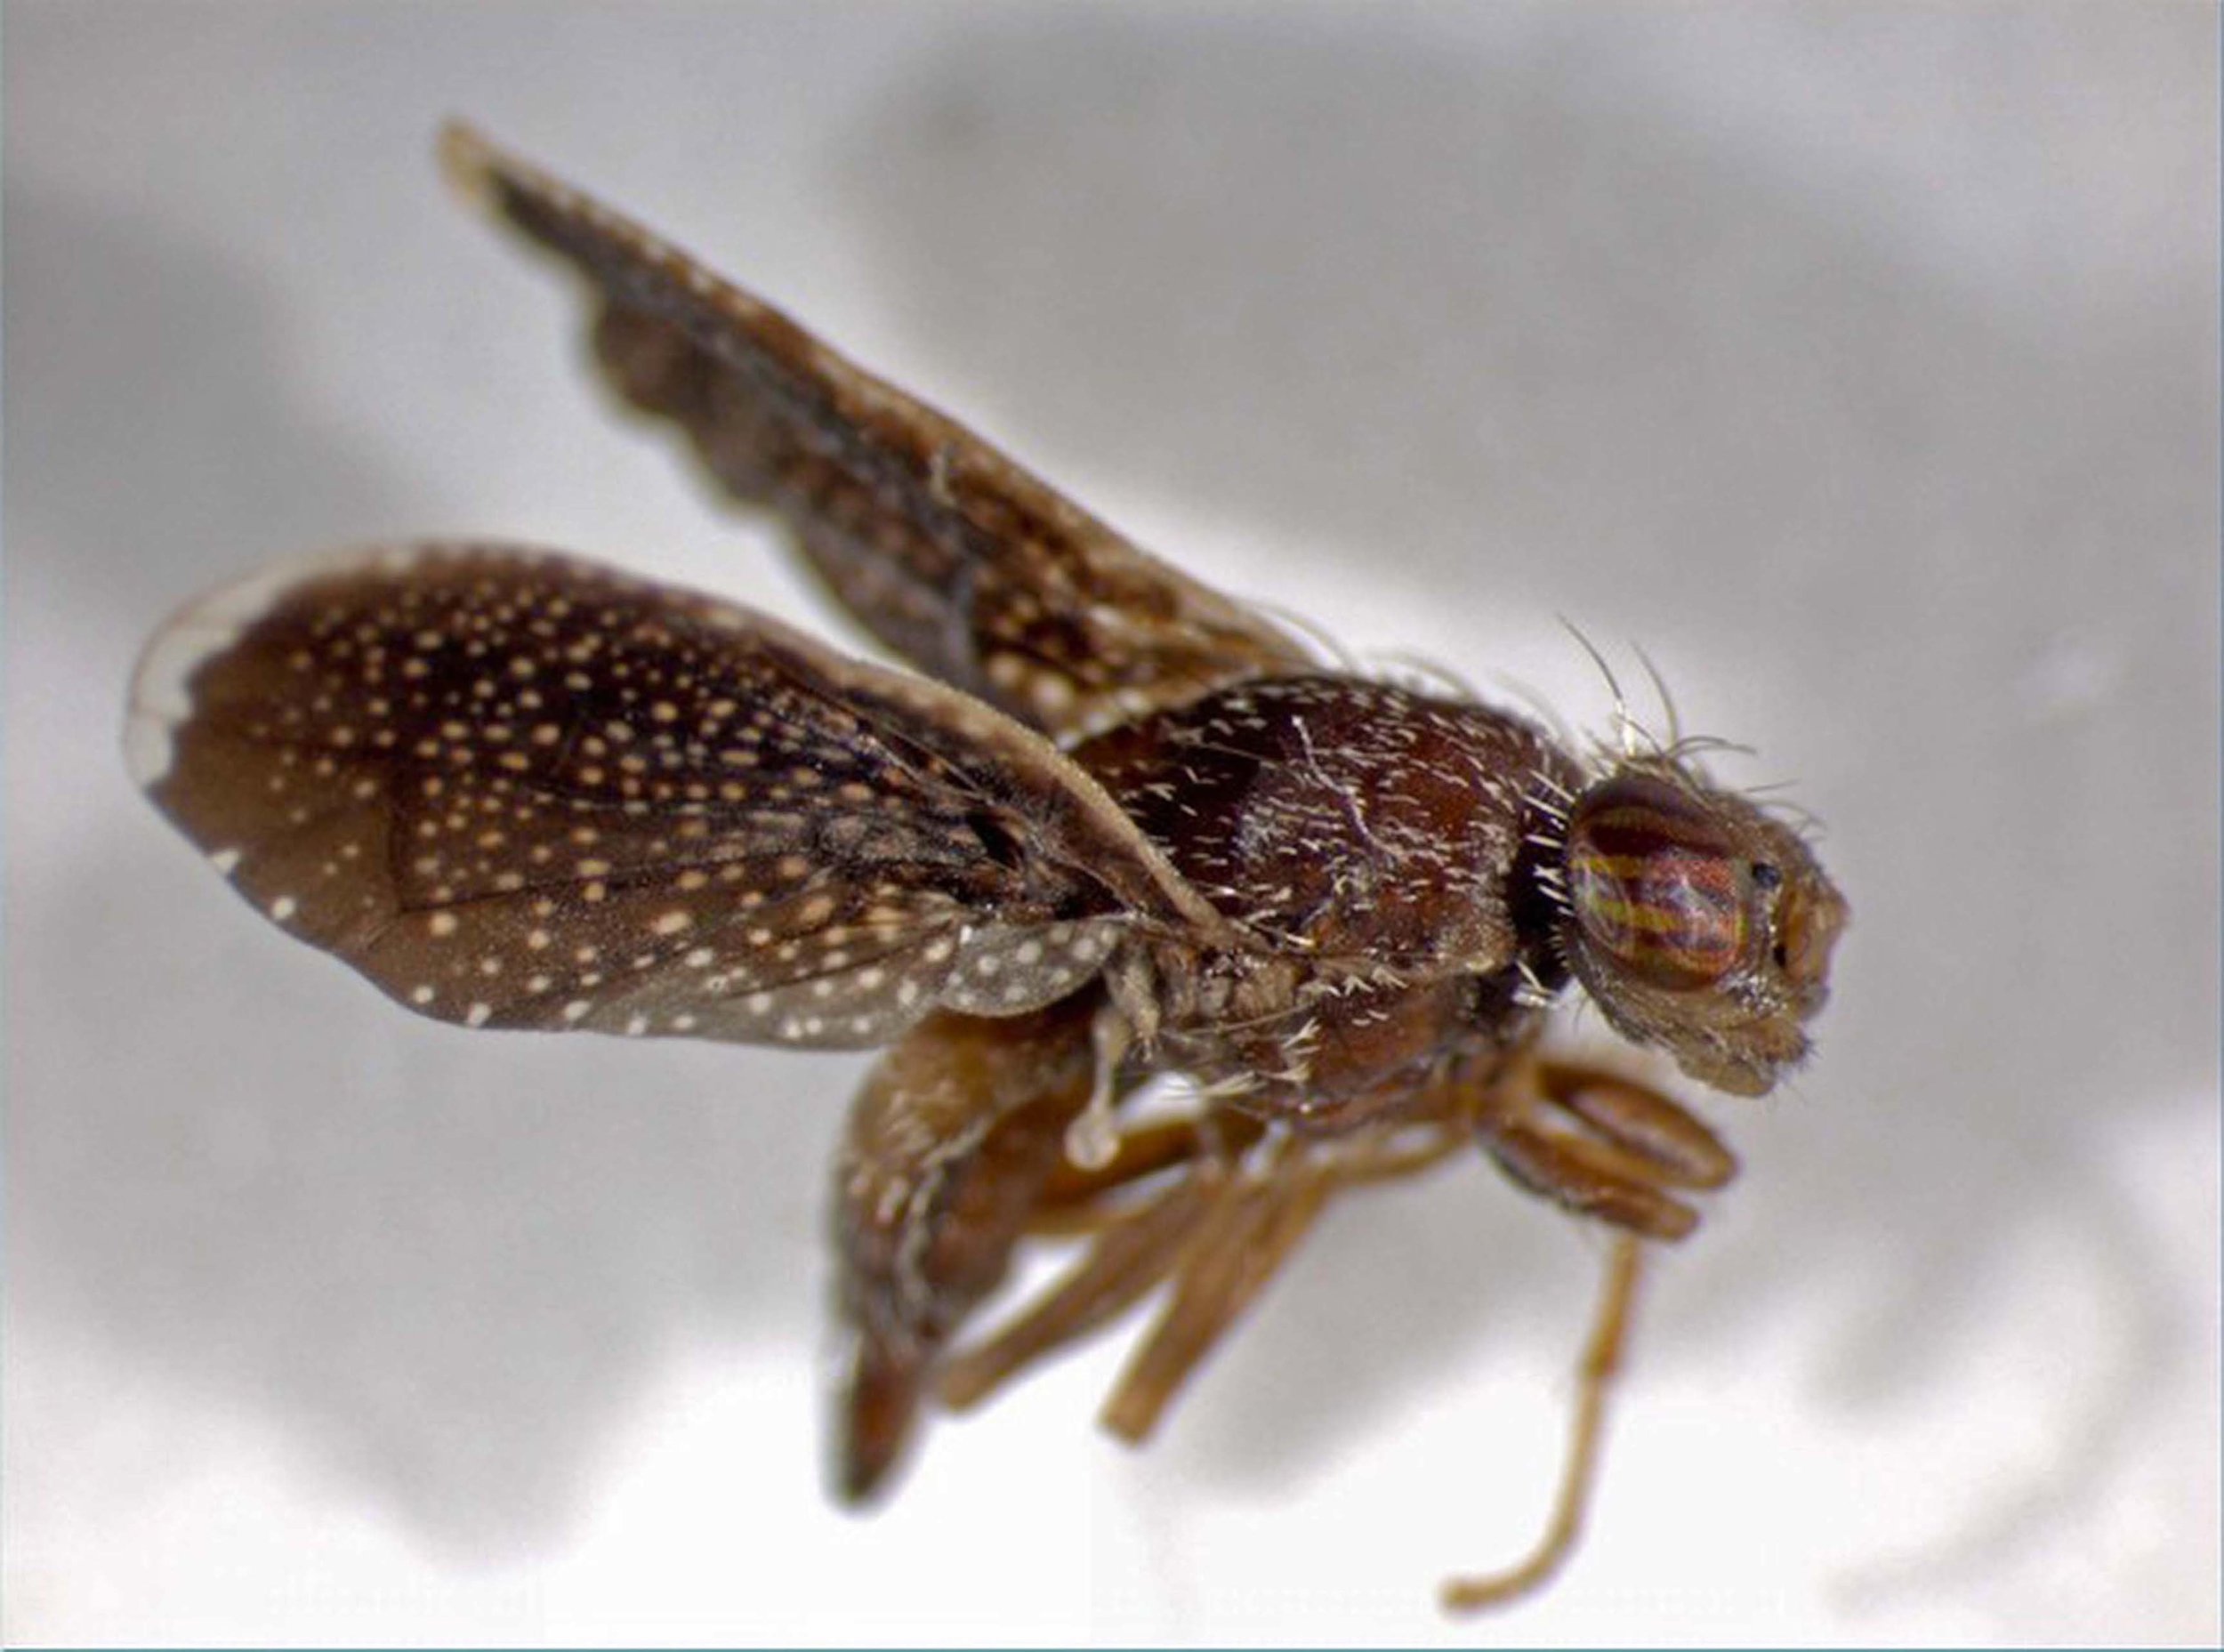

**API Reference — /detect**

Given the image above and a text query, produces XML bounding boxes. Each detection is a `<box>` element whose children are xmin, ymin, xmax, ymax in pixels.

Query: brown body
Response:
<box><xmin>1081</xmin><ymin>676</ymin><xmax>1577</xmax><ymax>1128</ymax></box>
<box><xmin>125</xmin><ymin>125</ymin><xmax>1846</xmax><ymax>1609</ymax></box>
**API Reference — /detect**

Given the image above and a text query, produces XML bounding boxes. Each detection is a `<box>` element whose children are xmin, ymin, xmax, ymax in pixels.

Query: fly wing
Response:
<box><xmin>439</xmin><ymin>123</ymin><xmax>1312</xmax><ymax>741</ymax></box>
<box><xmin>127</xmin><ymin>544</ymin><xmax>1229</xmax><ymax>1049</ymax></box>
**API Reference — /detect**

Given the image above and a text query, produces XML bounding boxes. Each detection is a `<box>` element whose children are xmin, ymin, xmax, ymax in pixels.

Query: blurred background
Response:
<box><xmin>7</xmin><ymin>4</ymin><xmax>2217</xmax><ymax>1642</ymax></box>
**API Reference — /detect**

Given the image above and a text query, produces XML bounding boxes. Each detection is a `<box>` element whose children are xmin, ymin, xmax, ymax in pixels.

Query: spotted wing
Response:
<box><xmin>439</xmin><ymin>123</ymin><xmax>1312</xmax><ymax>741</ymax></box>
<box><xmin>126</xmin><ymin>544</ymin><xmax>1229</xmax><ymax>1049</ymax></box>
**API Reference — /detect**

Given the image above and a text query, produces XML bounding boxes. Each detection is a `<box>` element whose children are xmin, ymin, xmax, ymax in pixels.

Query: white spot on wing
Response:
<box><xmin>125</xmin><ymin>544</ymin><xmax>440</xmax><ymax>788</ymax></box>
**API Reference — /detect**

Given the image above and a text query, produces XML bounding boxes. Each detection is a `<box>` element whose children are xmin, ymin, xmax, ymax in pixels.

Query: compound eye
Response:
<box><xmin>1567</xmin><ymin>775</ymin><xmax>1747</xmax><ymax>990</ymax></box>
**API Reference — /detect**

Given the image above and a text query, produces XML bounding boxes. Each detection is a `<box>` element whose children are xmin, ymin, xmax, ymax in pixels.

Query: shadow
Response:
<box><xmin>4</xmin><ymin>194</ymin><xmax>399</xmax><ymax>614</ymax></box>
<box><xmin>829</xmin><ymin>3</ymin><xmax>2220</xmax><ymax>1570</ymax></box>
<box><xmin>5</xmin><ymin>190</ymin><xmax>845</xmax><ymax>1555</ymax></box>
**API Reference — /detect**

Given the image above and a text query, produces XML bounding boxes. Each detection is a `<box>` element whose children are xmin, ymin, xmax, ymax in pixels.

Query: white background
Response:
<box><xmin>7</xmin><ymin>4</ymin><xmax>2217</xmax><ymax>1643</ymax></box>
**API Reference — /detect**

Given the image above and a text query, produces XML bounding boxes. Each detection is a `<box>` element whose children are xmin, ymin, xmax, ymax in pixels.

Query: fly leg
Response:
<box><xmin>1474</xmin><ymin>1053</ymin><xmax>1737</xmax><ymax>1241</ymax></box>
<box><xmin>934</xmin><ymin>1097</ymin><xmax>1253</xmax><ymax>1413</ymax></box>
<box><xmin>1097</xmin><ymin>1143</ymin><xmax>1336</xmax><ymax>1442</ymax></box>
<box><xmin>936</xmin><ymin>1164</ymin><xmax>1225</xmax><ymax>1413</ymax></box>
<box><xmin>937</xmin><ymin>1134</ymin><xmax>1335</xmax><ymax>1442</ymax></box>
<box><xmin>833</xmin><ymin>996</ymin><xmax>1099</xmax><ymax>1502</ymax></box>
<box><xmin>1441</xmin><ymin>1232</ymin><xmax>1644</xmax><ymax>1610</ymax></box>
<box><xmin>1025</xmin><ymin>1109</ymin><xmax>1267</xmax><ymax>1234</ymax></box>
<box><xmin>1440</xmin><ymin>1052</ymin><xmax>1734</xmax><ymax>1608</ymax></box>
<box><xmin>944</xmin><ymin>1116</ymin><xmax>1451</xmax><ymax>1437</ymax></box>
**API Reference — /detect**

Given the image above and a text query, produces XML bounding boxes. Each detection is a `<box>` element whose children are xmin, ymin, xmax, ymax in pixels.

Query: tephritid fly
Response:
<box><xmin>127</xmin><ymin>125</ymin><xmax>1847</xmax><ymax>1610</ymax></box>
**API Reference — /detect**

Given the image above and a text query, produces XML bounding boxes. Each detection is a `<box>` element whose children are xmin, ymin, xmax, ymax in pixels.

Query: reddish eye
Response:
<box><xmin>1566</xmin><ymin>775</ymin><xmax>1747</xmax><ymax>989</ymax></box>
